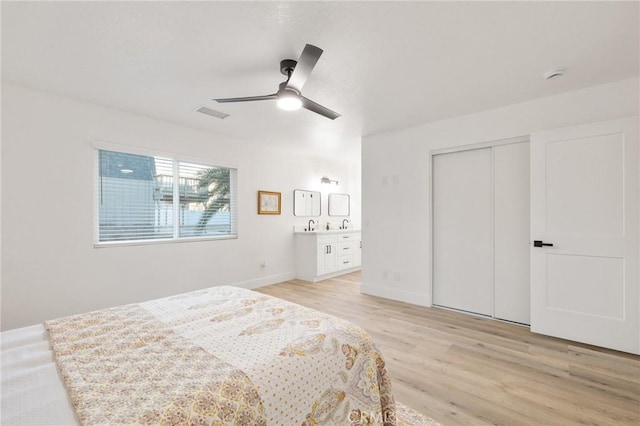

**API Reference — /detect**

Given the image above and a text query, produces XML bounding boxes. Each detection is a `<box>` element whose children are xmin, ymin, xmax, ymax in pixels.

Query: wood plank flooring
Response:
<box><xmin>257</xmin><ymin>272</ymin><xmax>640</xmax><ymax>425</ymax></box>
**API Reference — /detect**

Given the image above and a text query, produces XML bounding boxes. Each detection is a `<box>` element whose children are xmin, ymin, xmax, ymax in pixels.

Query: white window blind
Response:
<box><xmin>178</xmin><ymin>161</ymin><xmax>236</xmax><ymax>238</ymax></box>
<box><xmin>96</xmin><ymin>149</ymin><xmax>237</xmax><ymax>244</ymax></box>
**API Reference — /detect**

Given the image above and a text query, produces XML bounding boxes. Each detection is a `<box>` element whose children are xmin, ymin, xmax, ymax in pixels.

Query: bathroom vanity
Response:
<box><xmin>294</xmin><ymin>230</ymin><xmax>361</xmax><ymax>282</ymax></box>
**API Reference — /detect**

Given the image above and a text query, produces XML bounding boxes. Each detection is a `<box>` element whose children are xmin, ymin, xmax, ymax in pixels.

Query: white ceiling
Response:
<box><xmin>2</xmin><ymin>1</ymin><xmax>638</xmax><ymax>160</ymax></box>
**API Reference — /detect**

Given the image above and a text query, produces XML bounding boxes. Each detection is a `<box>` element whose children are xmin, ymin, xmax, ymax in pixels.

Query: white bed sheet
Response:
<box><xmin>1</xmin><ymin>324</ymin><xmax>78</xmax><ymax>425</ymax></box>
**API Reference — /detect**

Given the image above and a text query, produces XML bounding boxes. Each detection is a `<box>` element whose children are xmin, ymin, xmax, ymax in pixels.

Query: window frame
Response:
<box><xmin>93</xmin><ymin>141</ymin><xmax>238</xmax><ymax>248</ymax></box>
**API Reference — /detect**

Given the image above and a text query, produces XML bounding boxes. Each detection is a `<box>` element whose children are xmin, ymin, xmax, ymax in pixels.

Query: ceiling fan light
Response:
<box><xmin>277</xmin><ymin>90</ymin><xmax>302</xmax><ymax>111</ymax></box>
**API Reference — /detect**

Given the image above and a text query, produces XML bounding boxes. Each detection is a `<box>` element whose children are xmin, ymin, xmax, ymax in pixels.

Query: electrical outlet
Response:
<box><xmin>260</xmin><ymin>260</ymin><xmax>267</xmax><ymax>268</ymax></box>
<box><xmin>382</xmin><ymin>270</ymin><xmax>388</xmax><ymax>279</ymax></box>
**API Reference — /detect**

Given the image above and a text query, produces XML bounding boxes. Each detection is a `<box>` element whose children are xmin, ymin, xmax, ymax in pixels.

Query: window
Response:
<box><xmin>96</xmin><ymin>148</ymin><xmax>237</xmax><ymax>244</ymax></box>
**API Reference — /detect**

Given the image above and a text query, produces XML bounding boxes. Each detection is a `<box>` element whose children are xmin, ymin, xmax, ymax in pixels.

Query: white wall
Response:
<box><xmin>1</xmin><ymin>83</ymin><xmax>360</xmax><ymax>330</ymax></box>
<box><xmin>361</xmin><ymin>77</ymin><xmax>639</xmax><ymax>306</ymax></box>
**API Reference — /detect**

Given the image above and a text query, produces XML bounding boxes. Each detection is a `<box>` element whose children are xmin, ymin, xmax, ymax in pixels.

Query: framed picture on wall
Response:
<box><xmin>258</xmin><ymin>190</ymin><xmax>281</xmax><ymax>215</ymax></box>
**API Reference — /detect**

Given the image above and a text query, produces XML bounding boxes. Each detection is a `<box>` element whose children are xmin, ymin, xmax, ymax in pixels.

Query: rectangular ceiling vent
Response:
<box><xmin>195</xmin><ymin>106</ymin><xmax>229</xmax><ymax>120</ymax></box>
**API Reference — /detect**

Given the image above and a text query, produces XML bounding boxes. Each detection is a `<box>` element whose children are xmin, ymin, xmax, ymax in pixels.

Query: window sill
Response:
<box><xmin>94</xmin><ymin>234</ymin><xmax>238</xmax><ymax>248</ymax></box>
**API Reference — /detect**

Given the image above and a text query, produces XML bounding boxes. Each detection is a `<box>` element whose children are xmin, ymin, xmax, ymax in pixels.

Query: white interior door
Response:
<box><xmin>433</xmin><ymin>148</ymin><xmax>493</xmax><ymax>316</ymax></box>
<box><xmin>531</xmin><ymin>117</ymin><xmax>639</xmax><ymax>354</ymax></box>
<box><xmin>494</xmin><ymin>142</ymin><xmax>530</xmax><ymax>324</ymax></box>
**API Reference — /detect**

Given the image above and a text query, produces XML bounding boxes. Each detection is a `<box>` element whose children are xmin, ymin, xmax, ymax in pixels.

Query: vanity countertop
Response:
<box><xmin>294</xmin><ymin>228</ymin><xmax>361</xmax><ymax>235</ymax></box>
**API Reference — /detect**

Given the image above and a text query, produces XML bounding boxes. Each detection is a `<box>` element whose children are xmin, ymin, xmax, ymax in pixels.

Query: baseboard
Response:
<box><xmin>308</xmin><ymin>267</ymin><xmax>361</xmax><ymax>283</ymax></box>
<box><xmin>360</xmin><ymin>284</ymin><xmax>431</xmax><ymax>307</ymax></box>
<box><xmin>233</xmin><ymin>271</ymin><xmax>296</xmax><ymax>290</ymax></box>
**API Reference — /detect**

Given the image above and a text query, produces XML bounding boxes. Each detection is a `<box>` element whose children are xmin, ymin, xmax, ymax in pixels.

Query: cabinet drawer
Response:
<box><xmin>337</xmin><ymin>255</ymin><xmax>354</xmax><ymax>269</ymax></box>
<box><xmin>337</xmin><ymin>241</ymin><xmax>356</xmax><ymax>255</ymax></box>
<box><xmin>337</xmin><ymin>233</ymin><xmax>359</xmax><ymax>242</ymax></box>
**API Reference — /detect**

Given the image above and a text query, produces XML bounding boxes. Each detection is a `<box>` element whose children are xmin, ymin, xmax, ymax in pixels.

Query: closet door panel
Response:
<box><xmin>494</xmin><ymin>142</ymin><xmax>531</xmax><ymax>324</ymax></box>
<box><xmin>433</xmin><ymin>148</ymin><xmax>493</xmax><ymax>316</ymax></box>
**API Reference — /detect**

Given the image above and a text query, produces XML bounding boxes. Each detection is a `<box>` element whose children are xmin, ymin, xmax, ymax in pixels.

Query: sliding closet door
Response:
<box><xmin>494</xmin><ymin>142</ymin><xmax>530</xmax><ymax>324</ymax></box>
<box><xmin>433</xmin><ymin>148</ymin><xmax>493</xmax><ymax>316</ymax></box>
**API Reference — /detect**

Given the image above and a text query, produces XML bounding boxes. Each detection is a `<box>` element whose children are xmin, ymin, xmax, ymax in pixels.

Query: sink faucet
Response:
<box><xmin>341</xmin><ymin>219</ymin><xmax>349</xmax><ymax>230</ymax></box>
<box><xmin>308</xmin><ymin>219</ymin><xmax>315</xmax><ymax>231</ymax></box>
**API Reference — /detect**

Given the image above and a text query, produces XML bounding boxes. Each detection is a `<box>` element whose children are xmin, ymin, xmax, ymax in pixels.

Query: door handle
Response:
<box><xmin>533</xmin><ymin>240</ymin><xmax>553</xmax><ymax>247</ymax></box>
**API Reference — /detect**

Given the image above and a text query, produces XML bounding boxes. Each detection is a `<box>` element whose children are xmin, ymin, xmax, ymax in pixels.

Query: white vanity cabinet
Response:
<box><xmin>295</xmin><ymin>231</ymin><xmax>361</xmax><ymax>282</ymax></box>
<box><xmin>316</xmin><ymin>235</ymin><xmax>338</xmax><ymax>276</ymax></box>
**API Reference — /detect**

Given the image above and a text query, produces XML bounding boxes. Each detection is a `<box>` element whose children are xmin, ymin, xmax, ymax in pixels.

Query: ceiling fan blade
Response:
<box><xmin>214</xmin><ymin>94</ymin><xmax>277</xmax><ymax>103</ymax></box>
<box><xmin>286</xmin><ymin>44</ymin><xmax>323</xmax><ymax>92</ymax></box>
<box><xmin>302</xmin><ymin>96</ymin><xmax>341</xmax><ymax>120</ymax></box>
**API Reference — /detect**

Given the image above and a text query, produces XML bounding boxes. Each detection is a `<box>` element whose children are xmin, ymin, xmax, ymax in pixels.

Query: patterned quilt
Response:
<box><xmin>45</xmin><ymin>286</ymin><xmax>396</xmax><ymax>425</ymax></box>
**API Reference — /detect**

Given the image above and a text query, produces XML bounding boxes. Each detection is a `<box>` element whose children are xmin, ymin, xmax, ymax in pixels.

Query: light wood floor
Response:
<box><xmin>257</xmin><ymin>272</ymin><xmax>640</xmax><ymax>426</ymax></box>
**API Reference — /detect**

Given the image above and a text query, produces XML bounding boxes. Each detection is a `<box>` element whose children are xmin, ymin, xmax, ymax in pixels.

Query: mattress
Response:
<box><xmin>1</xmin><ymin>286</ymin><xmax>396</xmax><ymax>425</ymax></box>
<box><xmin>1</xmin><ymin>324</ymin><xmax>77</xmax><ymax>425</ymax></box>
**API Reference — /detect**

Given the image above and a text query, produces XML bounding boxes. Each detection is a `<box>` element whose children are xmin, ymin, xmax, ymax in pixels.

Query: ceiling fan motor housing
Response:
<box><xmin>277</xmin><ymin>82</ymin><xmax>300</xmax><ymax>95</ymax></box>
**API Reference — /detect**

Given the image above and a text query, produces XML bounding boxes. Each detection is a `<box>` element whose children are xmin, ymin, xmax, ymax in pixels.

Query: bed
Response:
<box><xmin>2</xmin><ymin>286</ymin><xmax>398</xmax><ymax>425</ymax></box>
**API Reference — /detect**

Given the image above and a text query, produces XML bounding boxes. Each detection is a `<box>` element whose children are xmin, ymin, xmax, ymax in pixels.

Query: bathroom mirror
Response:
<box><xmin>328</xmin><ymin>193</ymin><xmax>350</xmax><ymax>216</ymax></box>
<box><xmin>293</xmin><ymin>190</ymin><xmax>321</xmax><ymax>216</ymax></box>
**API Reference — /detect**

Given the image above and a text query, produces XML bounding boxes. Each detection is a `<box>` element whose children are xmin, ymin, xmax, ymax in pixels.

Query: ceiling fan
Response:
<box><xmin>214</xmin><ymin>44</ymin><xmax>341</xmax><ymax>120</ymax></box>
